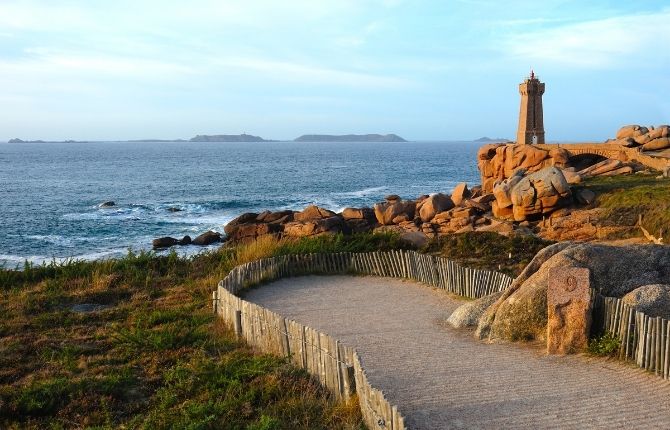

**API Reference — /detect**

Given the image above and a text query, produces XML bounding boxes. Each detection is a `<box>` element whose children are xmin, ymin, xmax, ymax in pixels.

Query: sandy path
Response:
<box><xmin>244</xmin><ymin>275</ymin><xmax>670</xmax><ymax>430</ymax></box>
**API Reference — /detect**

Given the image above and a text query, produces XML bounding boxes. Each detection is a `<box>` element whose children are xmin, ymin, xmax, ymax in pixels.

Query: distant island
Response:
<box><xmin>189</xmin><ymin>134</ymin><xmax>274</xmax><ymax>142</ymax></box>
<box><xmin>294</xmin><ymin>134</ymin><xmax>406</xmax><ymax>142</ymax></box>
<box><xmin>8</xmin><ymin>138</ymin><xmax>84</xmax><ymax>143</ymax></box>
<box><xmin>474</xmin><ymin>137</ymin><xmax>508</xmax><ymax>143</ymax></box>
<box><xmin>6</xmin><ymin>133</ymin><xmax>409</xmax><ymax>144</ymax></box>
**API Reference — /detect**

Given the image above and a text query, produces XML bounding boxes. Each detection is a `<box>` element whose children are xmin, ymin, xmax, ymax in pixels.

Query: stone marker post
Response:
<box><xmin>547</xmin><ymin>267</ymin><xmax>592</xmax><ymax>354</ymax></box>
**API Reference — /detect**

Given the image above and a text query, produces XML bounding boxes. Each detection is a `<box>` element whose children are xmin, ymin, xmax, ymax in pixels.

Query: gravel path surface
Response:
<box><xmin>245</xmin><ymin>275</ymin><xmax>670</xmax><ymax>429</ymax></box>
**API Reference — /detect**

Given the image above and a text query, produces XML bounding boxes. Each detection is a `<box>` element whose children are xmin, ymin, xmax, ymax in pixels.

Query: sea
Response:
<box><xmin>0</xmin><ymin>141</ymin><xmax>481</xmax><ymax>268</ymax></box>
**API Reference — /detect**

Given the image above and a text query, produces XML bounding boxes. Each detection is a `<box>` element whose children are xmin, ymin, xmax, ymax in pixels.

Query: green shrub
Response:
<box><xmin>588</xmin><ymin>332</ymin><xmax>621</xmax><ymax>356</ymax></box>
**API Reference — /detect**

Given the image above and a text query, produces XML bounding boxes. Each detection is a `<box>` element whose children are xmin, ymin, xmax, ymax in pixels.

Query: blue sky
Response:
<box><xmin>0</xmin><ymin>0</ymin><xmax>668</xmax><ymax>141</ymax></box>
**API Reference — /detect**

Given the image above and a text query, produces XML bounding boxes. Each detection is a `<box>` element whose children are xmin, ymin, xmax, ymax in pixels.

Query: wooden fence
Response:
<box><xmin>213</xmin><ymin>250</ymin><xmax>513</xmax><ymax>430</ymax></box>
<box><xmin>596</xmin><ymin>295</ymin><xmax>670</xmax><ymax>380</ymax></box>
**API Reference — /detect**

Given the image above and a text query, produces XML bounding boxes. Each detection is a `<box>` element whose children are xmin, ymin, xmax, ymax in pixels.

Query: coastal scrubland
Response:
<box><xmin>0</xmin><ymin>234</ymin><xmax>404</xmax><ymax>429</ymax></box>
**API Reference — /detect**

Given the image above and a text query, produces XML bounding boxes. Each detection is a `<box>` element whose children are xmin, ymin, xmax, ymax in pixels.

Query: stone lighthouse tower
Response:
<box><xmin>516</xmin><ymin>70</ymin><xmax>545</xmax><ymax>144</ymax></box>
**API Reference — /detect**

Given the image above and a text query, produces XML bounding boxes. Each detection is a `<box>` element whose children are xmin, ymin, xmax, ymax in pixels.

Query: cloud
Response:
<box><xmin>502</xmin><ymin>9</ymin><xmax>670</xmax><ymax>69</ymax></box>
<box><xmin>216</xmin><ymin>57</ymin><xmax>413</xmax><ymax>88</ymax></box>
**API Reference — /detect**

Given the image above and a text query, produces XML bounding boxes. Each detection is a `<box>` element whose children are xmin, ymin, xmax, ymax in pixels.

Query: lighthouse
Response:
<box><xmin>516</xmin><ymin>70</ymin><xmax>545</xmax><ymax>145</ymax></box>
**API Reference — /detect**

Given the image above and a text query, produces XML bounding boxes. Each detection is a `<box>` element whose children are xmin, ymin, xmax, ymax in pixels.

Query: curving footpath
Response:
<box><xmin>244</xmin><ymin>275</ymin><xmax>670</xmax><ymax>430</ymax></box>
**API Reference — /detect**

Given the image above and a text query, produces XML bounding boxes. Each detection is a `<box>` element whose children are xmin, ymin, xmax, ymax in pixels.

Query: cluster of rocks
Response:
<box><xmin>478</xmin><ymin>143</ymin><xmax>569</xmax><ymax>193</ymax></box>
<box><xmin>153</xmin><ymin>230</ymin><xmax>222</xmax><ymax>249</ymax></box>
<box><xmin>223</xmin><ymin>206</ymin><xmax>377</xmax><ymax>243</ymax></box>
<box><xmin>223</xmin><ymin>179</ymin><xmax>574</xmax><ymax>245</ymax></box>
<box><xmin>608</xmin><ymin>124</ymin><xmax>670</xmax><ymax>151</ymax></box>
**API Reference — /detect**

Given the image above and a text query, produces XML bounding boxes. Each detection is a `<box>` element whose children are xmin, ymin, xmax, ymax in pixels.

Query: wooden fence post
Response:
<box><xmin>234</xmin><ymin>310</ymin><xmax>242</xmax><ymax>338</ymax></box>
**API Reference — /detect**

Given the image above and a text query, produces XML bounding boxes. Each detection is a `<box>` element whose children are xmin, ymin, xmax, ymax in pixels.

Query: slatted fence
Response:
<box><xmin>597</xmin><ymin>295</ymin><xmax>670</xmax><ymax>379</ymax></box>
<box><xmin>213</xmin><ymin>250</ymin><xmax>513</xmax><ymax>430</ymax></box>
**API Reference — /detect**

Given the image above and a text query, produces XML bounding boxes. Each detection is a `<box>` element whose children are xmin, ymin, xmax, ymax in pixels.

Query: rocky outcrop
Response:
<box><xmin>447</xmin><ymin>292</ymin><xmax>503</xmax><ymax>328</ymax></box>
<box><xmin>478</xmin><ymin>143</ymin><xmax>569</xmax><ymax>193</ymax></box>
<box><xmin>192</xmin><ymin>230</ymin><xmax>222</xmax><ymax>246</ymax></box>
<box><xmin>622</xmin><ymin>284</ymin><xmax>670</xmax><ymax>319</ymax></box>
<box><xmin>476</xmin><ymin>243</ymin><xmax>670</xmax><ymax>342</ymax></box>
<box><xmin>224</xmin><ymin>211</ymin><xmax>293</xmax><ymax>242</ymax></box>
<box><xmin>152</xmin><ymin>235</ymin><xmax>193</xmax><ymax>248</ymax></box>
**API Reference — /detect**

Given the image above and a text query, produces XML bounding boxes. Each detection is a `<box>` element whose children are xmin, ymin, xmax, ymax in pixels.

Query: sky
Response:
<box><xmin>0</xmin><ymin>0</ymin><xmax>669</xmax><ymax>141</ymax></box>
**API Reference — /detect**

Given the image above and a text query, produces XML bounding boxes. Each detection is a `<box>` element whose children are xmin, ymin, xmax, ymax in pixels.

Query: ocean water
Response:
<box><xmin>0</xmin><ymin>141</ymin><xmax>480</xmax><ymax>267</ymax></box>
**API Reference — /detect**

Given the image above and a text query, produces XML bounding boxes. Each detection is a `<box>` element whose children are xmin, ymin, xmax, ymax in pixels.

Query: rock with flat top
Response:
<box><xmin>192</xmin><ymin>230</ymin><xmax>222</xmax><ymax>246</ymax></box>
<box><xmin>616</xmin><ymin>125</ymin><xmax>648</xmax><ymax>139</ymax></box>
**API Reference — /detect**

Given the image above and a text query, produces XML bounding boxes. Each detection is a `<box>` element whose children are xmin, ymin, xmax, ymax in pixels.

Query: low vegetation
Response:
<box><xmin>1</xmin><ymin>233</ymin><xmax>409</xmax><ymax>429</ymax></box>
<box><xmin>584</xmin><ymin>174</ymin><xmax>670</xmax><ymax>240</ymax></box>
<box><xmin>588</xmin><ymin>332</ymin><xmax>621</xmax><ymax>357</ymax></box>
<box><xmin>424</xmin><ymin>231</ymin><xmax>553</xmax><ymax>277</ymax></box>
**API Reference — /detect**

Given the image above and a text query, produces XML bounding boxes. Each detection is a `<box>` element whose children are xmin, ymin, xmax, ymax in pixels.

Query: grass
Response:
<box><xmin>588</xmin><ymin>332</ymin><xmax>621</xmax><ymax>357</ymax></box>
<box><xmin>581</xmin><ymin>174</ymin><xmax>670</xmax><ymax>239</ymax></box>
<box><xmin>1</xmin><ymin>234</ymin><xmax>410</xmax><ymax>429</ymax></box>
<box><xmin>423</xmin><ymin>231</ymin><xmax>554</xmax><ymax>277</ymax></box>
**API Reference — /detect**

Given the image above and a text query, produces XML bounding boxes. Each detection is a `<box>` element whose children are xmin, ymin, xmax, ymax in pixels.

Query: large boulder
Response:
<box><xmin>373</xmin><ymin>199</ymin><xmax>416</xmax><ymax>225</ymax></box>
<box><xmin>192</xmin><ymin>230</ymin><xmax>222</xmax><ymax>246</ymax></box>
<box><xmin>341</xmin><ymin>207</ymin><xmax>374</xmax><ymax>221</ymax></box>
<box><xmin>648</xmin><ymin>125</ymin><xmax>670</xmax><ymax>140</ymax></box>
<box><xmin>642</xmin><ymin>137</ymin><xmax>670</xmax><ymax>151</ymax></box>
<box><xmin>451</xmin><ymin>183</ymin><xmax>470</xmax><ymax>206</ymax></box>
<box><xmin>294</xmin><ymin>205</ymin><xmax>337</xmax><ymax>221</ymax></box>
<box><xmin>616</xmin><ymin>125</ymin><xmax>648</xmax><ymax>139</ymax></box>
<box><xmin>622</xmin><ymin>284</ymin><xmax>670</xmax><ymax>319</ymax></box>
<box><xmin>153</xmin><ymin>236</ymin><xmax>180</xmax><ymax>248</ymax></box>
<box><xmin>417</xmin><ymin>193</ymin><xmax>454</xmax><ymax>222</ymax></box>
<box><xmin>283</xmin><ymin>216</ymin><xmax>343</xmax><ymax>237</ymax></box>
<box><xmin>492</xmin><ymin>170</ymin><xmax>525</xmax><ymax>208</ymax></box>
<box><xmin>224</xmin><ymin>212</ymin><xmax>259</xmax><ymax>235</ymax></box>
<box><xmin>476</xmin><ymin>243</ymin><xmax>670</xmax><ymax>342</ymax></box>
<box><xmin>447</xmin><ymin>292</ymin><xmax>503</xmax><ymax>328</ymax></box>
